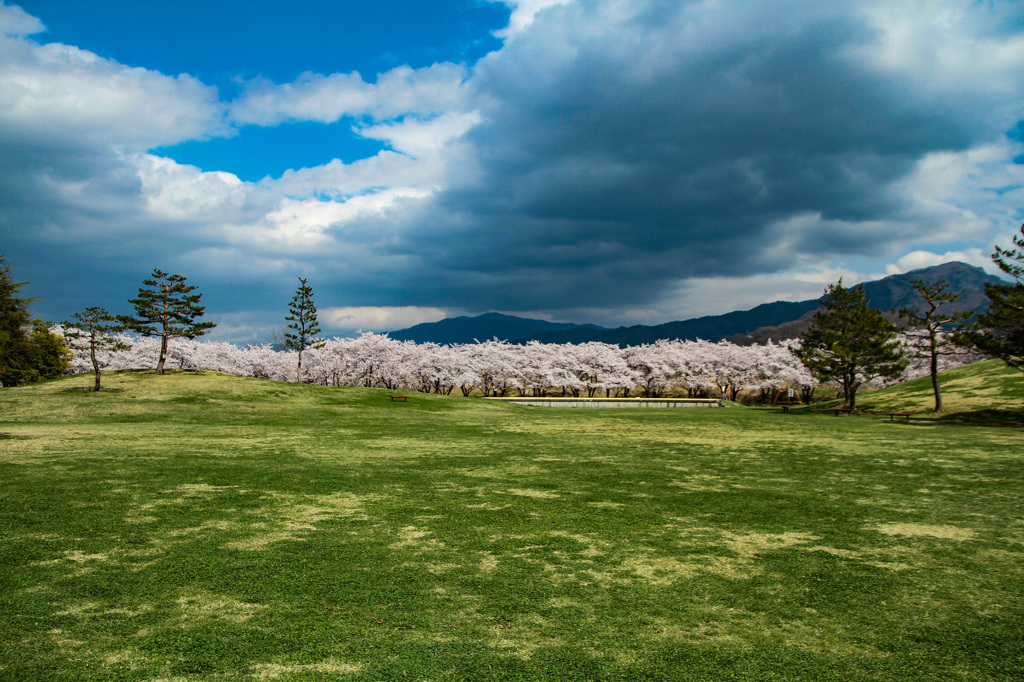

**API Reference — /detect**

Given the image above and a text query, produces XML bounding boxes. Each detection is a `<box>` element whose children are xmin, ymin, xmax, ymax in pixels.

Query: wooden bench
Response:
<box><xmin>831</xmin><ymin>408</ymin><xmax>853</xmax><ymax>416</ymax></box>
<box><xmin>886</xmin><ymin>412</ymin><xmax>911</xmax><ymax>422</ymax></box>
<box><xmin>389</xmin><ymin>395</ymin><xmax>409</xmax><ymax>402</ymax></box>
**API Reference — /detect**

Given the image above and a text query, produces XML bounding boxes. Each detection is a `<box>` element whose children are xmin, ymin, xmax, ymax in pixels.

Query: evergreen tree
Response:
<box><xmin>0</xmin><ymin>255</ymin><xmax>39</xmax><ymax>386</ymax></box>
<box><xmin>29</xmin><ymin>319</ymin><xmax>71</xmax><ymax>381</ymax></box>
<box><xmin>285</xmin><ymin>278</ymin><xmax>325</xmax><ymax>382</ymax></box>
<box><xmin>793</xmin><ymin>280</ymin><xmax>907</xmax><ymax>411</ymax></box>
<box><xmin>0</xmin><ymin>256</ymin><xmax>70</xmax><ymax>386</ymax></box>
<box><xmin>120</xmin><ymin>270</ymin><xmax>215</xmax><ymax>375</ymax></box>
<box><xmin>897</xmin><ymin>279</ymin><xmax>972</xmax><ymax>411</ymax></box>
<box><xmin>64</xmin><ymin>307</ymin><xmax>130</xmax><ymax>391</ymax></box>
<box><xmin>965</xmin><ymin>224</ymin><xmax>1024</xmax><ymax>373</ymax></box>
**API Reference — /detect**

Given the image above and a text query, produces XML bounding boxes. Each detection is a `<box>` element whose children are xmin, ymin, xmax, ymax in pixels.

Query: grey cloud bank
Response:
<box><xmin>1</xmin><ymin>0</ymin><xmax>1022</xmax><ymax>341</ymax></box>
<box><xmin>393</xmin><ymin>1</ymin><xmax>1021</xmax><ymax>309</ymax></box>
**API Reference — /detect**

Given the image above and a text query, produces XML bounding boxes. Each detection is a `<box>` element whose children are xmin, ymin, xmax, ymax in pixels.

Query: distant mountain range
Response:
<box><xmin>387</xmin><ymin>262</ymin><xmax>1004</xmax><ymax>346</ymax></box>
<box><xmin>386</xmin><ymin>312</ymin><xmax>606</xmax><ymax>345</ymax></box>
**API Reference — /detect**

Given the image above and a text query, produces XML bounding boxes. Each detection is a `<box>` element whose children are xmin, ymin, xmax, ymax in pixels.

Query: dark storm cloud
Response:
<box><xmin>2</xmin><ymin>0</ymin><xmax>1022</xmax><ymax>337</ymax></box>
<box><xmin>382</xmin><ymin>0</ymin><xmax>1019</xmax><ymax>312</ymax></box>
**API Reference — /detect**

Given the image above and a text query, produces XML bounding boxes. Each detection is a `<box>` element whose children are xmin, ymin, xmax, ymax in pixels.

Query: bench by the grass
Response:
<box><xmin>389</xmin><ymin>395</ymin><xmax>409</xmax><ymax>402</ymax></box>
<box><xmin>831</xmin><ymin>408</ymin><xmax>853</xmax><ymax>416</ymax></box>
<box><xmin>886</xmin><ymin>412</ymin><xmax>911</xmax><ymax>422</ymax></box>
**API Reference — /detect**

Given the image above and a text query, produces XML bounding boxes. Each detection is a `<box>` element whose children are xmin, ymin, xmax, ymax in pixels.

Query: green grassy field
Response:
<box><xmin>1</xmin><ymin>364</ymin><xmax>1023</xmax><ymax>681</ymax></box>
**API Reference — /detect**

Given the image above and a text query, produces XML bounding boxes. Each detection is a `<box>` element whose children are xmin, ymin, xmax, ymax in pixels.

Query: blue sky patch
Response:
<box><xmin>153</xmin><ymin>121</ymin><xmax>388</xmax><ymax>181</ymax></box>
<box><xmin>17</xmin><ymin>0</ymin><xmax>508</xmax><ymax>95</ymax></box>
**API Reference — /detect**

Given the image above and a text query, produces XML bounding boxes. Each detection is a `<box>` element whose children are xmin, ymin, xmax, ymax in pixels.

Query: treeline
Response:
<box><xmin>63</xmin><ymin>332</ymin><xmax>982</xmax><ymax>403</ymax></box>
<box><xmin>3</xmin><ymin>223</ymin><xmax>1022</xmax><ymax>407</ymax></box>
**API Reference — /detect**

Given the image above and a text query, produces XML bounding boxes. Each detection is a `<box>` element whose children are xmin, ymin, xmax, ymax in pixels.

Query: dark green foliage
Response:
<box><xmin>794</xmin><ymin>280</ymin><xmax>907</xmax><ymax>410</ymax></box>
<box><xmin>0</xmin><ymin>255</ymin><xmax>37</xmax><ymax>386</ymax></box>
<box><xmin>965</xmin><ymin>224</ymin><xmax>1024</xmax><ymax>373</ymax></box>
<box><xmin>63</xmin><ymin>307</ymin><xmax>130</xmax><ymax>391</ymax></box>
<box><xmin>120</xmin><ymin>269</ymin><xmax>215</xmax><ymax>375</ymax></box>
<box><xmin>27</xmin><ymin>319</ymin><xmax>71</xmax><ymax>381</ymax></box>
<box><xmin>284</xmin><ymin>277</ymin><xmax>325</xmax><ymax>382</ymax></box>
<box><xmin>896</xmin><ymin>279</ymin><xmax>972</xmax><ymax>411</ymax></box>
<box><xmin>0</xmin><ymin>256</ymin><xmax>68</xmax><ymax>386</ymax></box>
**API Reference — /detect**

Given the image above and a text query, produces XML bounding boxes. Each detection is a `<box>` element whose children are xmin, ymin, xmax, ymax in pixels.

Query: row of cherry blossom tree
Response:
<box><xmin>64</xmin><ymin>331</ymin><xmax>985</xmax><ymax>402</ymax></box>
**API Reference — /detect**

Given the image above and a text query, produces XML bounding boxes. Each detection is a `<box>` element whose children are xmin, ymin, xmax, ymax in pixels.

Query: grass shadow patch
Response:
<box><xmin>936</xmin><ymin>408</ymin><xmax>1024</xmax><ymax>427</ymax></box>
<box><xmin>61</xmin><ymin>386</ymin><xmax>125</xmax><ymax>393</ymax></box>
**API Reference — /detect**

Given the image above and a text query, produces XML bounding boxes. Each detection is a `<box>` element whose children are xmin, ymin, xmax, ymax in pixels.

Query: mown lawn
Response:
<box><xmin>1</xmin><ymin>366</ymin><xmax>1023</xmax><ymax>681</ymax></box>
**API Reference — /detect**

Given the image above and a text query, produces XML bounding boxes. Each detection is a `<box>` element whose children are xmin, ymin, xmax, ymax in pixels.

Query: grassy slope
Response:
<box><xmin>798</xmin><ymin>359</ymin><xmax>1024</xmax><ymax>422</ymax></box>
<box><xmin>1</xmin><ymin>368</ymin><xmax>1023</xmax><ymax>681</ymax></box>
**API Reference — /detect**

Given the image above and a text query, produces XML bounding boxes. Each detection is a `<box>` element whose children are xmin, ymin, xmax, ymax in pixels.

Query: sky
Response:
<box><xmin>2</xmin><ymin>0</ymin><xmax>1023</xmax><ymax>343</ymax></box>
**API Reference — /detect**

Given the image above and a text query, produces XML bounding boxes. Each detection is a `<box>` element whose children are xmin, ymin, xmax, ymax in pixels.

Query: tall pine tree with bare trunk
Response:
<box><xmin>896</xmin><ymin>280</ymin><xmax>971</xmax><ymax>412</ymax></box>
<box><xmin>285</xmin><ymin>277</ymin><xmax>325</xmax><ymax>382</ymax></box>
<box><xmin>120</xmin><ymin>270</ymin><xmax>215</xmax><ymax>375</ymax></box>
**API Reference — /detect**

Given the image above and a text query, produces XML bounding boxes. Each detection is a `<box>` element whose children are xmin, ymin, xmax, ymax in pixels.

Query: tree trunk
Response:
<box><xmin>930</xmin><ymin>350</ymin><xmax>943</xmax><ymax>412</ymax></box>
<box><xmin>90</xmin><ymin>341</ymin><xmax>101</xmax><ymax>391</ymax></box>
<box><xmin>156</xmin><ymin>333</ymin><xmax>168</xmax><ymax>375</ymax></box>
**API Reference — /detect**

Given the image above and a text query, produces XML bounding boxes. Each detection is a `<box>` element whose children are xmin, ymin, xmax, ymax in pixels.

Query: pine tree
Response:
<box><xmin>64</xmin><ymin>307</ymin><xmax>130</xmax><ymax>391</ymax></box>
<box><xmin>965</xmin><ymin>224</ymin><xmax>1024</xmax><ymax>373</ymax></box>
<box><xmin>0</xmin><ymin>255</ymin><xmax>39</xmax><ymax>386</ymax></box>
<box><xmin>120</xmin><ymin>270</ymin><xmax>215</xmax><ymax>375</ymax></box>
<box><xmin>896</xmin><ymin>279</ymin><xmax>972</xmax><ymax>411</ymax></box>
<box><xmin>285</xmin><ymin>277</ymin><xmax>325</xmax><ymax>382</ymax></box>
<box><xmin>793</xmin><ymin>280</ymin><xmax>907</xmax><ymax>411</ymax></box>
<box><xmin>0</xmin><ymin>256</ymin><xmax>71</xmax><ymax>386</ymax></box>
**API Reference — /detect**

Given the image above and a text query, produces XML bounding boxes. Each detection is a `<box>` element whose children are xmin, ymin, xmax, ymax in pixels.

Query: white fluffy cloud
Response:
<box><xmin>251</xmin><ymin>188</ymin><xmax>430</xmax><ymax>251</ymax></box>
<box><xmin>492</xmin><ymin>0</ymin><xmax>573</xmax><ymax>38</ymax></box>
<box><xmin>0</xmin><ymin>23</ymin><xmax>227</xmax><ymax>150</ymax></box>
<box><xmin>885</xmin><ymin>249</ymin><xmax>995</xmax><ymax>276</ymax></box>
<box><xmin>0</xmin><ymin>1</ymin><xmax>42</xmax><ymax>36</ymax></box>
<box><xmin>269</xmin><ymin>150</ymin><xmax>443</xmax><ymax>200</ymax></box>
<box><xmin>358</xmin><ymin>111</ymin><xmax>482</xmax><ymax>157</ymax></box>
<box><xmin>857</xmin><ymin>0</ymin><xmax>1024</xmax><ymax>108</ymax></box>
<box><xmin>893</xmin><ymin>142</ymin><xmax>1024</xmax><ymax>243</ymax></box>
<box><xmin>228</xmin><ymin>62</ymin><xmax>469</xmax><ymax>126</ymax></box>
<box><xmin>135</xmin><ymin>154</ymin><xmax>246</xmax><ymax>221</ymax></box>
<box><xmin>322</xmin><ymin>306</ymin><xmax>447</xmax><ymax>332</ymax></box>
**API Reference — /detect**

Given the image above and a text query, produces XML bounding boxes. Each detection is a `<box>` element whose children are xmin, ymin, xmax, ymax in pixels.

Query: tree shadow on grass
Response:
<box><xmin>936</xmin><ymin>408</ymin><xmax>1024</xmax><ymax>427</ymax></box>
<box><xmin>61</xmin><ymin>387</ymin><xmax>125</xmax><ymax>393</ymax></box>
